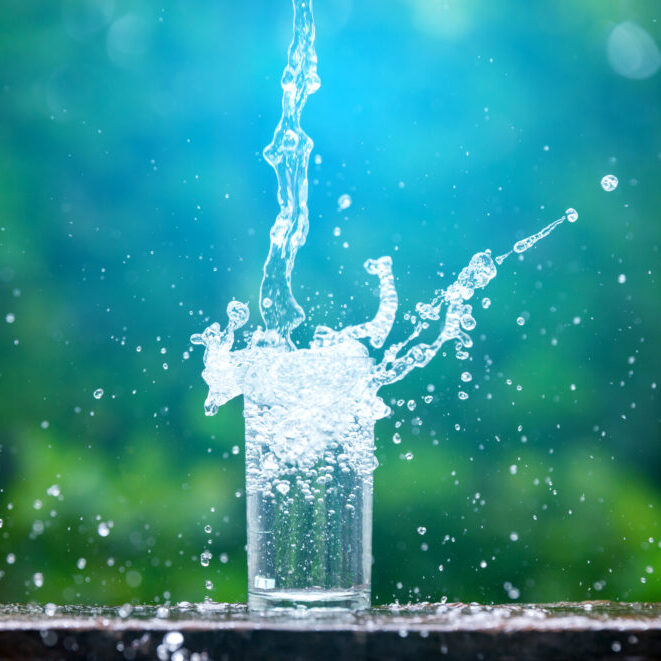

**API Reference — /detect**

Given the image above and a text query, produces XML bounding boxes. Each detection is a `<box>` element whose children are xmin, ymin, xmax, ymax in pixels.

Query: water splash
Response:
<box><xmin>191</xmin><ymin>0</ymin><xmax>578</xmax><ymax>482</ymax></box>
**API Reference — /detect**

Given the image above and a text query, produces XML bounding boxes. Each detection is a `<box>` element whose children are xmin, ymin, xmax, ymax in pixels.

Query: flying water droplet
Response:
<box><xmin>338</xmin><ymin>194</ymin><xmax>352</xmax><ymax>210</ymax></box>
<box><xmin>601</xmin><ymin>174</ymin><xmax>618</xmax><ymax>192</ymax></box>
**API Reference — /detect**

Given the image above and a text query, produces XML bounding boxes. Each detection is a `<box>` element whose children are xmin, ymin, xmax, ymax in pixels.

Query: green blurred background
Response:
<box><xmin>1</xmin><ymin>0</ymin><xmax>660</xmax><ymax>606</ymax></box>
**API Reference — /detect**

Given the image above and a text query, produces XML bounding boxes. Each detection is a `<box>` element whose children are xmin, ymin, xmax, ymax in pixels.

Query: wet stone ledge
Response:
<box><xmin>0</xmin><ymin>601</ymin><xmax>659</xmax><ymax>660</ymax></box>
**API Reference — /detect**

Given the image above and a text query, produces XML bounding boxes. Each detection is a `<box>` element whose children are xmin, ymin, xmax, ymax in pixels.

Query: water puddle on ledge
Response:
<box><xmin>0</xmin><ymin>601</ymin><xmax>659</xmax><ymax>632</ymax></box>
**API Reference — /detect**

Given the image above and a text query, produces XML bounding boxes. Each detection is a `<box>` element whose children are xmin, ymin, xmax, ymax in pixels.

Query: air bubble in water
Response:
<box><xmin>5</xmin><ymin>313</ymin><xmax>15</xmax><ymax>324</ymax></box>
<box><xmin>276</xmin><ymin>482</ymin><xmax>290</xmax><ymax>496</ymax></box>
<box><xmin>93</xmin><ymin>388</ymin><xmax>104</xmax><ymax>400</ymax></box>
<box><xmin>618</xmin><ymin>273</ymin><xmax>626</xmax><ymax>284</ymax></box>
<box><xmin>516</xmin><ymin>316</ymin><xmax>525</xmax><ymax>326</ymax></box>
<box><xmin>601</xmin><ymin>174</ymin><xmax>618</xmax><ymax>192</ymax></box>
<box><xmin>461</xmin><ymin>372</ymin><xmax>472</xmax><ymax>383</ymax></box>
<box><xmin>481</xmin><ymin>297</ymin><xmax>491</xmax><ymax>309</ymax></box>
<box><xmin>205</xmin><ymin>580</ymin><xmax>214</xmax><ymax>590</ymax></box>
<box><xmin>97</xmin><ymin>522</ymin><xmax>111</xmax><ymax>537</ymax></box>
<box><xmin>204</xmin><ymin>524</ymin><xmax>212</xmax><ymax>534</ymax></box>
<box><xmin>458</xmin><ymin>391</ymin><xmax>469</xmax><ymax>400</ymax></box>
<box><xmin>417</xmin><ymin>526</ymin><xmax>427</xmax><ymax>535</ymax></box>
<box><xmin>565</xmin><ymin>207</ymin><xmax>579</xmax><ymax>223</ymax></box>
<box><xmin>337</xmin><ymin>194</ymin><xmax>352</xmax><ymax>210</ymax></box>
<box><xmin>32</xmin><ymin>572</ymin><xmax>44</xmax><ymax>588</ymax></box>
<box><xmin>200</xmin><ymin>550</ymin><xmax>212</xmax><ymax>567</ymax></box>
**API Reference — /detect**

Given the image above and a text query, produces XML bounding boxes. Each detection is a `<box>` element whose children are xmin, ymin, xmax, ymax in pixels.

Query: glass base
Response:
<box><xmin>248</xmin><ymin>587</ymin><xmax>370</xmax><ymax>613</ymax></box>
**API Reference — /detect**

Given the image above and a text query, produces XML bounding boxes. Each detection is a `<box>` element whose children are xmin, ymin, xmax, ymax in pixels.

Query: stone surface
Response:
<box><xmin>0</xmin><ymin>601</ymin><xmax>659</xmax><ymax>660</ymax></box>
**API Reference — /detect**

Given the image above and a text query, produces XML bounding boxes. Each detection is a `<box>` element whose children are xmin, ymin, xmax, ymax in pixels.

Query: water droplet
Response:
<box><xmin>337</xmin><ymin>194</ymin><xmax>352</xmax><ymax>210</ymax></box>
<box><xmin>565</xmin><ymin>207</ymin><xmax>579</xmax><ymax>223</ymax></box>
<box><xmin>460</xmin><ymin>314</ymin><xmax>476</xmax><ymax>330</ymax></box>
<box><xmin>163</xmin><ymin>631</ymin><xmax>184</xmax><ymax>651</ymax></box>
<box><xmin>118</xmin><ymin>603</ymin><xmax>132</xmax><ymax>618</ymax></box>
<box><xmin>601</xmin><ymin>174</ymin><xmax>618</xmax><ymax>192</ymax></box>
<box><xmin>93</xmin><ymin>388</ymin><xmax>104</xmax><ymax>400</ymax></box>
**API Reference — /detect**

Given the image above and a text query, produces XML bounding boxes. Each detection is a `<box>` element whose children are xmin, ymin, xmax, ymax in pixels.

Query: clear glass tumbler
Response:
<box><xmin>243</xmin><ymin>347</ymin><xmax>378</xmax><ymax>612</ymax></box>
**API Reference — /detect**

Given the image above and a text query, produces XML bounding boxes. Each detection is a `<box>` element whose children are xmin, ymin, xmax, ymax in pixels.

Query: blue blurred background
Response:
<box><xmin>0</xmin><ymin>0</ymin><xmax>660</xmax><ymax>605</ymax></box>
